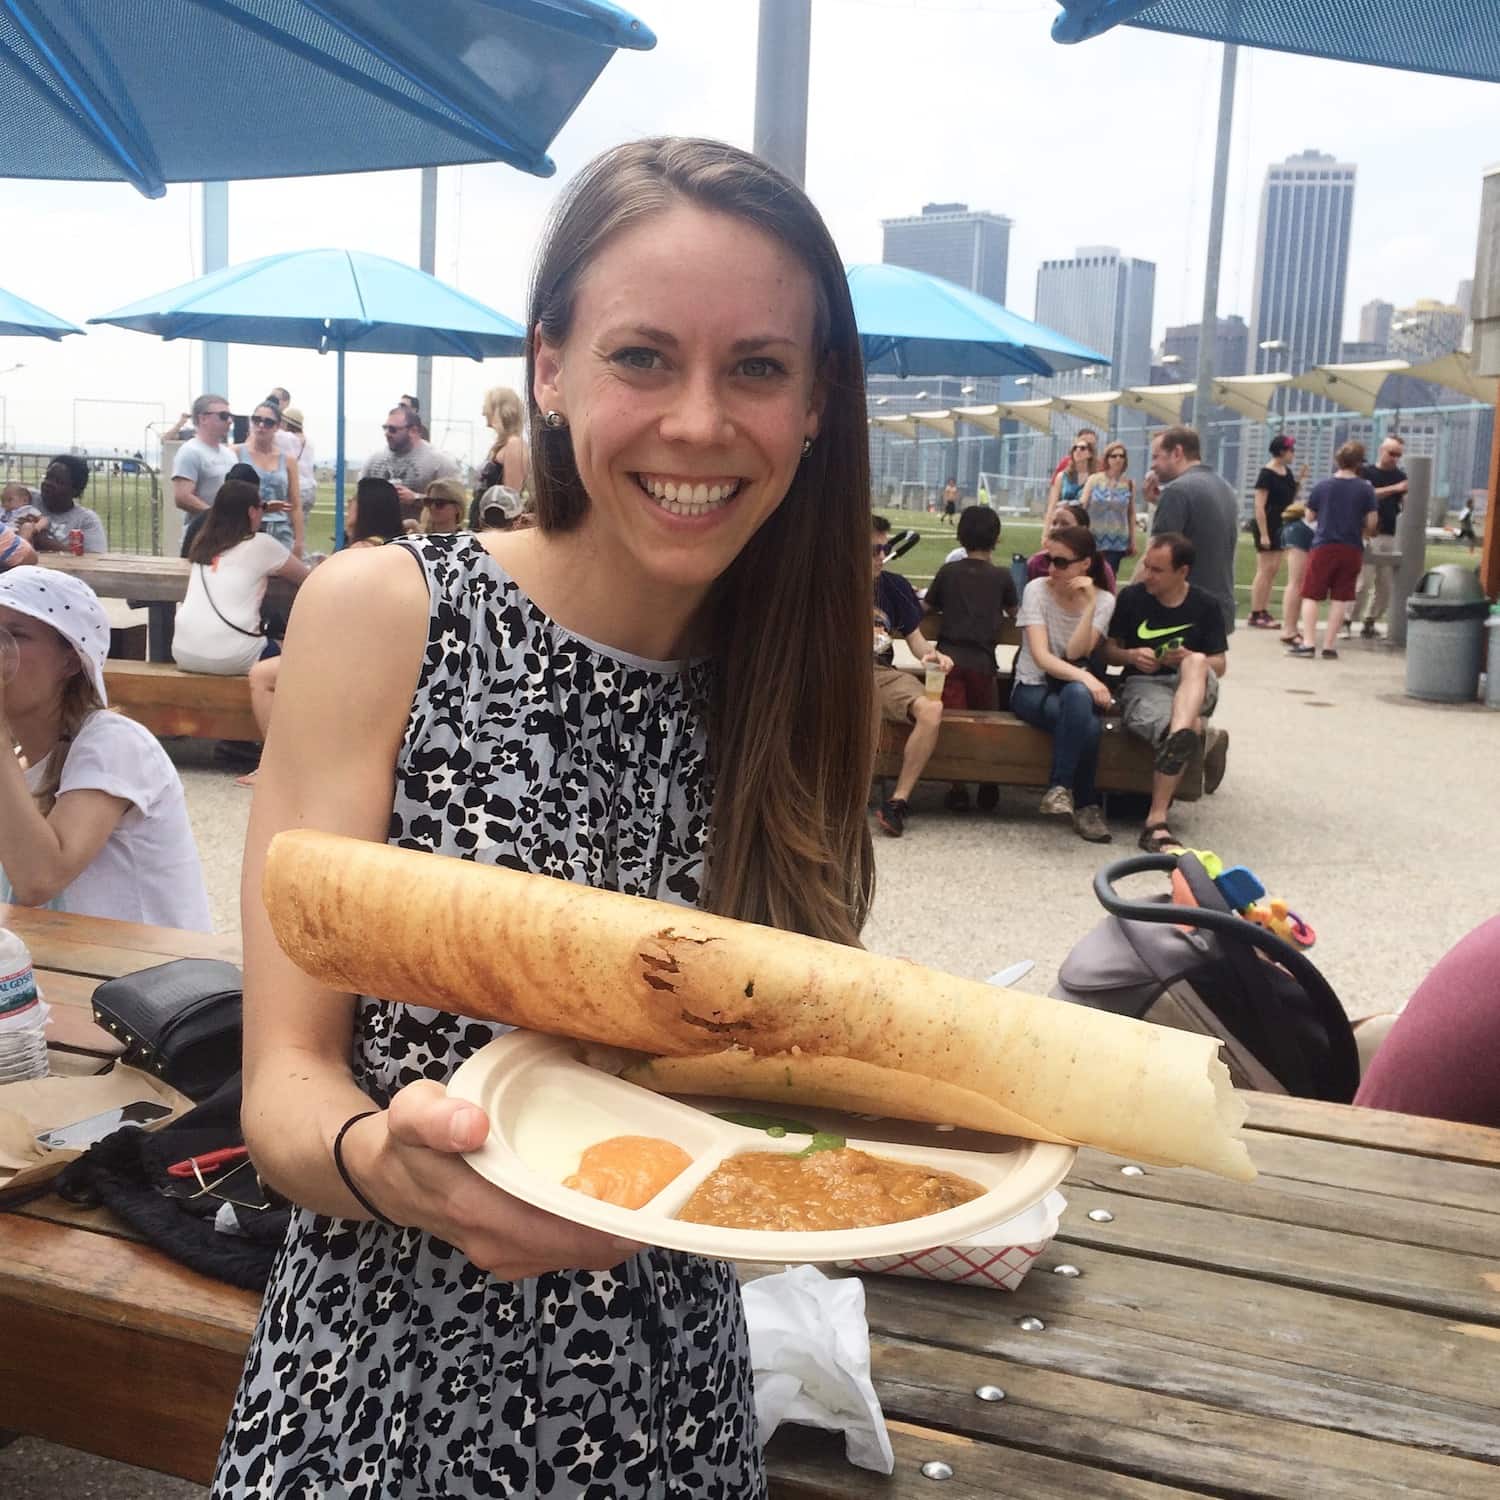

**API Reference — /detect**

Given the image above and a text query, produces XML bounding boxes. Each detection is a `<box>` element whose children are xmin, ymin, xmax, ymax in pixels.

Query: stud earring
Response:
<box><xmin>801</xmin><ymin>436</ymin><xmax>814</xmax><ymax>457</ymax></box>
<box><xmin>544</xmin><ymin>410</ymin><xmax>568</xmax><ymax>430</ymax></box>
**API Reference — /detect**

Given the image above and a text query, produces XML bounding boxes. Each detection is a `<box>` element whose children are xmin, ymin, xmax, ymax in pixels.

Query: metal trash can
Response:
<box><xmin>1485</xmin><ymin>610</ymin><xmax>1500</xmax><ymax>709</ymax></box>
<box><xmin>1405</xmin><ymin>565</ymin><xmax>1489</xmax><ymax>703</ymax></box>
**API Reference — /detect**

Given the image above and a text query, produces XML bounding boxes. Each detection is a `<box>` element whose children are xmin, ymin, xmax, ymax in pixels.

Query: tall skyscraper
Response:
<box><xmin>1249</xmin><ymin>150</ymin><xmax>1357</xmax><ymax>412</ymax></box>
<box><xmin>881</xmin><ymin>202</ymin><xmax>1012</xmax><ymax>306</ymax></box>
<box><xmin>1359</xmin><ymin>298</ymin><xmax>1394</xmax><ymax>351</ymax></box>
<box><xmin>1034</xmin><ymin>246</ymin><xmax>1156</xmax><ymax>398</ymax></box>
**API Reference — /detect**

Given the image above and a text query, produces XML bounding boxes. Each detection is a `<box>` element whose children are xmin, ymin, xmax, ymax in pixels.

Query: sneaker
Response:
<box><xmin>875</xmin><ymin>798</ymin><xmax>907</xmax><ymax>837</ymax></box>
<box><xmin>1321</xmin><ymin>648</ymin><xmax>1339</xmax><ymax>660</ymax></box>
<box><xmin>1361</xmin><ymin>620</ymin><xmax>1378</xmax><ymax>639</ymax></box>
<box><xmin>1286</xmin><ymin>643</ymin><xmax>1317</xmax><ymax>658</ymax></box>
<box><xmin>1203</xmin><ymin>727</ymin><xmax>1229</xmax><ymax>795</ymax></box>
<box><xmin>976</xmin><ymin>783</ymin><xmax>999</xmax><ymax>812</ymax></box>
<box><xmin>1072</xmin><ymin>804</ymin><xmax>1112</xmax><ymax>843</ymax></box>
<box><xmin>1039</xmin><ymin>785</ymin><xmax>1074</xmax><ymax>818</ymax></box>
<box><xmin>944</xmin><ymin>784</ymin><xmax>971</xmax><ymax>813</ymax></box>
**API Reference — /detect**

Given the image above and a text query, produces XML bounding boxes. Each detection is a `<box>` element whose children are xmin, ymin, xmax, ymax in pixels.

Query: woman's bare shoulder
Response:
<box><xmin>292</xmin><ymin>544</ymin><xmax>428</xmax><ymax>632</ymax></box>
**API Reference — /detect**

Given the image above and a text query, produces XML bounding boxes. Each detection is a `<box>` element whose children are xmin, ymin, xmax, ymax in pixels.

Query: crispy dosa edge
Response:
<box><xmin>264</xmin><ymin>830</ymin><xmax>1255</xmax><ymax>1182</ymax></box>
<box><xmin>619</xmin><ymin>1049</ymin><xmax>1256</xmax><ymax>1183</ymax></box>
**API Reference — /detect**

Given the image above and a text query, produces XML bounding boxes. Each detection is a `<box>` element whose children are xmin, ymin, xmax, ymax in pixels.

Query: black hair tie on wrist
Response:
<box><xmin>333</xmin><ymin>1109</ymin><xmax>399</xmax><ymax>1228</ymax></box>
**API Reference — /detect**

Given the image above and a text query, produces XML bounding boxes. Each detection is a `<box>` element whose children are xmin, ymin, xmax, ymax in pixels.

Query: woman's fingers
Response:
<box><xmin>386</xmin><ymin>1078</ymin><xmax>490</xmax><ymax>1153</ymax></box>
<box><xmin>377</xmin><ymin>1081</ymin><xmax>642</xmax><ymax>1276</ymax></box>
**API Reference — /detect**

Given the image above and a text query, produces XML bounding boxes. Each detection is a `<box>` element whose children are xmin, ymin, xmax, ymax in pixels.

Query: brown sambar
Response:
<box><xmin>677</xmin><ymin>1146</ymin><xmax>984</xmax><ymax>1232</ymax></box>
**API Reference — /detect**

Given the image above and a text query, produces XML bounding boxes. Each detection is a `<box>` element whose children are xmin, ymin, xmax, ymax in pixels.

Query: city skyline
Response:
<box><xmin>5</xmin><ymin>2</ymin><xmax>1499</xmax><ymax>459</ymax></box>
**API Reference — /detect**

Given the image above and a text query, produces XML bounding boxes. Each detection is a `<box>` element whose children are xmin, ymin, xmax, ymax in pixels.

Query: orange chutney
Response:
<box><xmin>678</xmin><ymin>1147</ymin><xmax>984</xmax><ymax>1232</ymax></box>
<box><xmin>563</xmin><ymin>1135</ymin><xmax>693</xmax><ymax>1210</ymax></box>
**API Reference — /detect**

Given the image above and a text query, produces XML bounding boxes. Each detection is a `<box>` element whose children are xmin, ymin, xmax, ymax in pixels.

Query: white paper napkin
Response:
<box><xmin>741</xmin><ymin>1263</ymin><xmax>895</xmax><ymax>1475</ymax></box>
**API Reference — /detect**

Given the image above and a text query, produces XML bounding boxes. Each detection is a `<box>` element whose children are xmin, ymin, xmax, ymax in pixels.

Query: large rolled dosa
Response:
<box><xmin>264</xmin><ymin>829</ymin><xmax>1254</xmax><ymax>1181</ymax></box>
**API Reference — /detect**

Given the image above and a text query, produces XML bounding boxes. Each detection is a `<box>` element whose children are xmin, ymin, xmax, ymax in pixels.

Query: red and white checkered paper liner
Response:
<box><xmin>834</xmin><ymin>1190</ymin><xmax>1066</xmax><ymax>1290</ymax></box>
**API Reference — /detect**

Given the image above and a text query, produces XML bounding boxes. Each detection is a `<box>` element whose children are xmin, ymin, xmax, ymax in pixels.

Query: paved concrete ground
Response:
<box><xmin>4</xmin><ymin>619</ymin><xmax>1495</xmax><ymax>1493</ymax></box>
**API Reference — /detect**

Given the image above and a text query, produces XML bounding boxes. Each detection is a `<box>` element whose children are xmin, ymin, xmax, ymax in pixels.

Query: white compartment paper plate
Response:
<box><xmin>449</xmin><ymin>1032</ymin><xmax>1076</xmax><ymax>1264</ymax></box>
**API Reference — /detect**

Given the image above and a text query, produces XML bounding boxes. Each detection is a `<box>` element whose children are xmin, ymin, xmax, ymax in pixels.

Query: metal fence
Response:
<box><xmin>1</xmin><ymin>451</ymin><xmax>161</xmax><ymax>553</ymax></box>
<box><xmin>872</xmin><ymin>402</ymin><xmax>1493</xmax><ymax>523</ymax></box>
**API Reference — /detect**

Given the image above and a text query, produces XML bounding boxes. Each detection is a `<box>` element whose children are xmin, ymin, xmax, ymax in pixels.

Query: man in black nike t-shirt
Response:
<box><xmin>1105</xmin><ymin>531</ymin><xmax>1229</xmax><ymax>851</ymax></box>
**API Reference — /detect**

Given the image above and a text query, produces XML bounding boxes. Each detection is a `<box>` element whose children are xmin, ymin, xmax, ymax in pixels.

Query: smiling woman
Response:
<box><xmin>218</xmin><ymin>137</ymin><xmax>874</xmax><ymax>1500</ymax></box>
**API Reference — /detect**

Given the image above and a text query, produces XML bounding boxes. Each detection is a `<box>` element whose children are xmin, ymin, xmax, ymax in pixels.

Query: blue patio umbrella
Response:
<box><xmin>91</xmin><ymin>248</ymin><xmax>525</xmax><ymax>546</ymax></box>
<box><xmin>0</xmin><ymin>285</ymin><xmax>83</xmax><ymax>340</ymax></box>
<box><xmin>3</xmin><ymin>0</ymin><xmax>655</xmax><ymax>197</ymax></box>
<box><xmin>1051</xmin><ymin>2</ymin><xmax>1498</xmax><ymax>84</ymax></box>
<box><xmin>848</xmin><ymin>263</ymin><xmax>1107</xmax><ymax>379</ymax></box>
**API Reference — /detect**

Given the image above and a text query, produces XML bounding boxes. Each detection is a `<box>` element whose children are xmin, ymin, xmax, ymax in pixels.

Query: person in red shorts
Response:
<box><xmin>1355</xmin><ymin>915</ymin><xmax>1500</xmax><ymax>1129</ymax></box>
<box><xmin>1287</xmin><ymin>440</ymin><xmax>1376</xmax><ymax>660</ymax></box>
<box><xmin>924</xmin><ymin>505</ymin><xmax>1018</xmax><ymax>811</ymax></box>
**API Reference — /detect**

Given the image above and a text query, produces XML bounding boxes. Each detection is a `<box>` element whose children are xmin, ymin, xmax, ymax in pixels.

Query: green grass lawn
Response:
<box><xmin>881</xmin><ymin>513</ymin><xmax>1483</xmax><ymax>618</ymax></box>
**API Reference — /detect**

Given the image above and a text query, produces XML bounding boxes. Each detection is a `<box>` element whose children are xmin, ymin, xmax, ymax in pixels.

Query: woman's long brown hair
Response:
<box><xmin>525</xmin><ymin>138</ymin><xmax>875</xmax><ymax>945</ymax></box>
<box><xmin>188</xmin><ymin>479</ymin><xmax>260</xmax><ymax>565</ymax></box>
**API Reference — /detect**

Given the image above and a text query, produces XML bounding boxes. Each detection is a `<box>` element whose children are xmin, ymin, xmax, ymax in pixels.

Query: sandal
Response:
<box><xmin>1154</xmin><ymin>726</ymin><xmax>1198</xmax><ymax>776</ymax></box>
<box><xmin>1138</xmin><ymin>821</ymin><xmax>1182</xmax><ymax>853</ymax></box>
<box><xmin>234</xmin><ymin>769</ymin><xmax>259</xmax><ymax>789</ymax></box>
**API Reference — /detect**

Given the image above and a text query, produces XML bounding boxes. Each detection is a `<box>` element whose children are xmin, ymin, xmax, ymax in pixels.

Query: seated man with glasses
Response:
<box><xmin>871</xmin><ymin>515</ymin><xmax>951</xmax><ymax>838</ymax></box>
<box><xmin>1103</xmin><ymin>531</ymin><xmax>1229</xmax><ymax>853</ymax></box>
<box><xmin>171</xmin><ymin>394</ymin><xmax>239</xmax><ymax>558</ymax></box>
<box><xmin>361</xmin><ymin>406</ymin><xmax>459</xmax><ymax>522</ymax></box>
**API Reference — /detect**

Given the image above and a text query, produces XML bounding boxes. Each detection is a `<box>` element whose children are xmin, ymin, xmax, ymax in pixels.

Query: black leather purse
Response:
<box><xmin>91</xmin><ymin>959</ymin><xmax>244</xmax><ymax>1102</ymax></box>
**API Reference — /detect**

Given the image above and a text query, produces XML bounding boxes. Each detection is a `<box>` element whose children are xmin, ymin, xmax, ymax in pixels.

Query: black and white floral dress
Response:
<box><xmin>213</xmin><ymin>533</ymin><xmax>765</xmax><ymax>1499</ymax></box>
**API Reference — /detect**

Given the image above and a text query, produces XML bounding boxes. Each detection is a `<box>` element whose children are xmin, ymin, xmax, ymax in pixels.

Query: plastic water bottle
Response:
<box><xmin>0</xmin><ymin>927</ymin><xmax>49</xmax><ymax>1083</ymax></box>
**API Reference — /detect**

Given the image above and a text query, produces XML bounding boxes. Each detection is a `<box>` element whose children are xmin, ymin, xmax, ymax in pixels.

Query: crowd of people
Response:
<box><xmin>876</xmin><ymin>424</ymin><xmax>1234</xmax><ymax>851</ymax></box>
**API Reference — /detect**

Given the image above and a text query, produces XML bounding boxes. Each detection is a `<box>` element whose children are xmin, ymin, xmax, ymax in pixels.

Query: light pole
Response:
<box><xmin>1259</xmin><ymin>338</ymin><xmax>1289</xmax><ymax>429</ymax></box>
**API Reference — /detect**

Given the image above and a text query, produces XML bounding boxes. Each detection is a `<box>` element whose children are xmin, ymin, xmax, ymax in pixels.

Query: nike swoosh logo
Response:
<box><xmin>1137</xmin><ymin>623</ymin><xmax>1191</xmax><ymax>641</ymax></box>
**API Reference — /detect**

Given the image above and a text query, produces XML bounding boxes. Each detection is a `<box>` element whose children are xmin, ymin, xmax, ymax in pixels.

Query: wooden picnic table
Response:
<box><xmin>3</xmin><ymin>905</ymin><xmax>1499</xmax><ymax>1497</ymax></box>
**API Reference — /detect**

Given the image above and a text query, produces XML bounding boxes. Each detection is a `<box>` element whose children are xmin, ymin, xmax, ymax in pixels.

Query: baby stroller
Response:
<box><xmin>1052</xmin><ymin>852</ymin><xmax>1360</xmax><ymax>1102</ymax></box>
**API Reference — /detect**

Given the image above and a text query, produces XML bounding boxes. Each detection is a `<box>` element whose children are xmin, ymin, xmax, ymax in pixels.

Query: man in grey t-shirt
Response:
<box><xmin>1147</xmin><ymin>425</ymin><xmax>1239</xmax><ymax>635</ymax></box>
<box><xmin>171</xmin><ymin>393</ymin><xmax>238</xmax><ymax>555</ymax></box>
<box><xmin>361</xmin><ymin>406</ymin><xmax>458</xmax><ymax>520</ymax></box>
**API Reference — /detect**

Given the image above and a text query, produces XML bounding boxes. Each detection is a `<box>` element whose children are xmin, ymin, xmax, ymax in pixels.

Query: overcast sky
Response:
<box><xmin>5</xmin><ymin>0</ymin><xmax>1499</xmax><ymax>465</ymax></box>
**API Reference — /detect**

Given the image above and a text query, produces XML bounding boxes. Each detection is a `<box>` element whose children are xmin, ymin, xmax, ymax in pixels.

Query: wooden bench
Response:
<box><xmin>891</xmin><ymin>617</ymin><xmax>1207</xmax><ymax>800</ymax></box>
<box><xmin>103</xmin><ymin>659</ymin><xmax>258</xmax><ymax>743</ymax></box>
<box><xmin>876</xmin><ymin>708</ymin><xmax>1204</xmax><ymax>800</ymax></box>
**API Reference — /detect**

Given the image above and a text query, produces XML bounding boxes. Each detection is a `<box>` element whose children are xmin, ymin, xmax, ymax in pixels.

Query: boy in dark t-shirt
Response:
<box><xmin>924</xmin><ymin>506</ymin><xmax>1018</xmax><ymax>709</ymax></box>
<box><xmin>923</xmin><ymin>505</ymin><xmax>1018</xmax><ymax>812</ymax></box>
<box><xmin>1104</xmin><ymin>531</ymin><xmax>1229</xmax><ymax>851</ymax></box>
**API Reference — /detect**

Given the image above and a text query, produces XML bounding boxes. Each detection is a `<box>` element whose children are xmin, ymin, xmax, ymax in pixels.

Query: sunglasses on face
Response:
<box><xmin>207</xmin><ymin>410</ymin><xmax>232</xmax><ymax>420</ymax></box>
<box><xmin>1072</xmin><ymin>443</ymin><xmax>1094</xmax><ymax>452</ymax></box>
<box><xmin>872</xmin><ymin>543</ymin><xmax>890</xmax><ymax>557</ymax></box>
<box><xmin>250</xmin><ymin>415</ymin><xmax>279</xmax><ymax>428</ymax></box>
<box><xmin>1047</xmin><ymin>554</ymin><xmax>1079</xmax><ymax>568</ymax></box>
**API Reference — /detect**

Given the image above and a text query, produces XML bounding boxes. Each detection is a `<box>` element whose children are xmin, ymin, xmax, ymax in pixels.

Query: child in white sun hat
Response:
<box><xmin>0</xmin><ymin>567</ymin><xmax>212</xmax><ymax>929</ymax></box>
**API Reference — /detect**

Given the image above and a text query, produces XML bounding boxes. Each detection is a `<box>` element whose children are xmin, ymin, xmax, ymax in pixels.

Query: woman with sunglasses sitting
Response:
<box><xmin>238</xmin><ymin>401</ymin><xmax>305</xmax><ymax>557</ymax></box>
<box><xmin>1010</xmin><ymin>525</ymin><xmax>1116</xmax><ymax>843</ymax></box>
